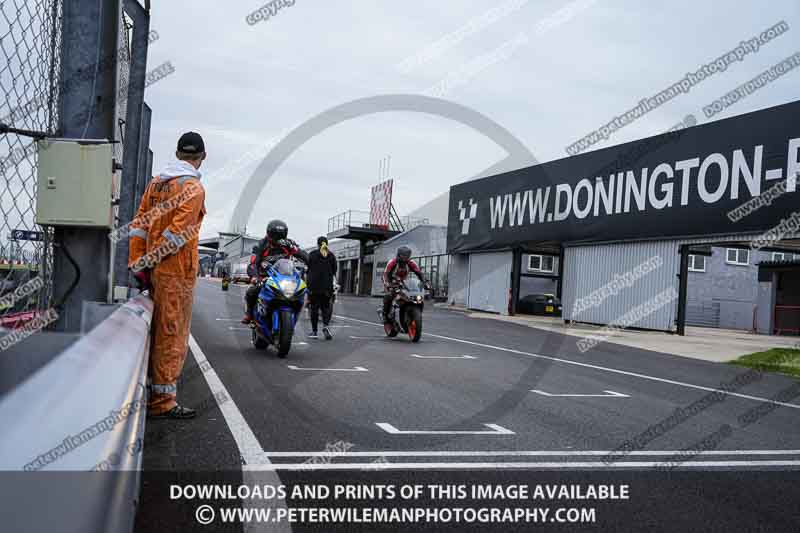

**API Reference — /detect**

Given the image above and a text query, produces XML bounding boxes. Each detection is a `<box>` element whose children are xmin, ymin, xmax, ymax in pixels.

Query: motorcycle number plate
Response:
<box><xmin>545</xmin><ymin>305</ymin><xmax>554</xmax><ymax>313</ymax></box>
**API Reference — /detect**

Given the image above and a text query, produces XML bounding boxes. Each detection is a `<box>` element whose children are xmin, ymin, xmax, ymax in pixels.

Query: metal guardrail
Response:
<box><xmin>0</xmin><ymin>294</ymin><xmax>153</xmax><ymax>533</ymax></box>
<box><xmin>327</xmin><ymin>210</ymin><xmax>430</xmax><ymax>235</ymax></box>
<box><xmin>398</xmin><ymin>215</ymin><xmax>430</xmax><ymax>232</ymax></box>
<box><xmin>327</xmin><ymin>210</ymin><xmax>373</xmax><ymax>233</ymax></box>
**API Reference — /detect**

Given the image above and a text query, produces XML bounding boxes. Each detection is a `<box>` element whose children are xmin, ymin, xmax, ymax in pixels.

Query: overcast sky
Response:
<box><xmin>145</xmin><ymin>0</ymin><xmax>800</xmax><ymax>246</ymax></box>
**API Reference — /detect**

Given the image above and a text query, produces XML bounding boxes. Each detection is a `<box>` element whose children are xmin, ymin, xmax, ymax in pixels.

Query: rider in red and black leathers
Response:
<box><xmin>382</xmin><ymin>245</ymin><xmax>429</xmax><ymax>323</ymax></box>
<box><xmin>242</xmin><ymin>219</ymin><xmax>309</xmax><ymax>324</ymax></box>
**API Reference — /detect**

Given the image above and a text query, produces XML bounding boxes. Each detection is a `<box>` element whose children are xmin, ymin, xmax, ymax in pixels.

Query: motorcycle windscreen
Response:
<box><xmin>273</xmin><ymin>258</ymin><xmax>295</xmax><ymax>276</ymax></box>
<box><xmin>404</xmin><ymin>277</ymin><xmax>424</xmax><ymax>295</ymax></box>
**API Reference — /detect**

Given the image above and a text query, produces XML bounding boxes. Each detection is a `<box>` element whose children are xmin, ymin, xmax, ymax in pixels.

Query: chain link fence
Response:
<box><xmin>113</xmin><ymin>10</ymin><xmax>133</xmax><ymax>247</ymax></box>
<box><xmin>0</xmin><ymin>0</ymin><xmax>63</xmax><ymax>322</ymax></box>
<box><xmin>0</xmin><ymin>1</ymin><xmax>141</xmax><ymax>328</ymax></box>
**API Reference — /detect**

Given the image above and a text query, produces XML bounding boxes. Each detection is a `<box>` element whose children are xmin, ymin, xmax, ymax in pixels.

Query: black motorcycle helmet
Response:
<box><xmin>266</xmin><ymin>219</ymin><xmax>288</xmax><ymax>242</ymax></box>
<box><xmin>396</xmin><ymin>245</ymin><xmax>412</xmax><ymax>264</ymax></box>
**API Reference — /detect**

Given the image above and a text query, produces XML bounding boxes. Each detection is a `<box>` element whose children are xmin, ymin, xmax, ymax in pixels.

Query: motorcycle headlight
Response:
<box><xmin>279</xmin><ymin>279</ymin><xmax>298</xmax><ymax>298</ymax></box>
<box><xmin>415</xmin><ymin>295</ymin><xmax>423</xmax><ymax>302</ymax></box>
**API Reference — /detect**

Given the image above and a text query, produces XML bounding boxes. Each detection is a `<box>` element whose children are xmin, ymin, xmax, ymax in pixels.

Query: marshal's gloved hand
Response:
<box><xmin>132</xmin><ymin>269</ymin><xmax>151</xmax><ymax>291</ymax></box>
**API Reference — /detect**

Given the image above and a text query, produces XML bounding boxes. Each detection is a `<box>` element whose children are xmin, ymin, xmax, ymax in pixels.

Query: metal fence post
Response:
<box><xmin>676</xmin><ymin>244</ymin><xmax>690</xmax><ymax>336</ymax></box>
<box><xmin>52</xmin><ymin>0</ymin><xmax>122</xmax><ymax>332</ymax></box>
<box><xmin>113</xmin><ymin>0</ymin><xmax>150</xmax><ymax>292</ymax></box>
<box><xmin>510</xmin><ymin>248</ymin><xmax>521</xmax><ymax>316</ymax></box>
<box><xmin>134</xmin><ymin>103</ymin><xmax>153</xmax><ymax>210</ymax></box>
<box><xmin>146</xmin><ymin>148</ymin><xmax>154</xmax><ymax>188</ymax></box>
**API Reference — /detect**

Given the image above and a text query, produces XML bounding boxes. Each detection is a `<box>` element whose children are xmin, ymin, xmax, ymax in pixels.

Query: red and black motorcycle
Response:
<box><xmin>378</xmin><ymin>278</ymin><xmax>429</xmax><ymax>342</ymax></box>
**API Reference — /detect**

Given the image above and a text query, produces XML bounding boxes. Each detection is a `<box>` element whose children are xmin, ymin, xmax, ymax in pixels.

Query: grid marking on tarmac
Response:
<box><xmin>532</xmin><ymin>389</ymin><xmax>629</xmax><ymax>398</ymax></box>
<box><xmin>334</xmin><ymin>314</ymin><xmax>800</xmax><ymax>410</ymax></box>
<box><xmin>187</xmin><ymin>294</ymin><xmax>800</xmax><ymax>472</ymax></box>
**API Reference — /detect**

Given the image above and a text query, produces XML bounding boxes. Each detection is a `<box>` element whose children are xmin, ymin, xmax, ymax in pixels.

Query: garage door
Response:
<box><xmin>467</xmin><ymin>251</ymin><xmax>512</xmax><ymax>314</ymax></box>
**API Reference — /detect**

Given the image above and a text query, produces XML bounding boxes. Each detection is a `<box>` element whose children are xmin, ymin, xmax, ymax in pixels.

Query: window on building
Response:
<box><xmin>772</xmin><ymin>252</ymin><xmax>786</xmax><ymax>261</ymax></box>
<box><xmin>688</xmin><ymin>254</ymin><xmax>706</xmax><ymax>272</ymax></box>
<box><xmin>528</xmin><ymin>255</ymin><xmax>554</xmax><ymax>273</ymax></box>
<box><xmin>725</xmin><ymin>248</ymin><xmax>750</xmax><ymax>266</ymax></box>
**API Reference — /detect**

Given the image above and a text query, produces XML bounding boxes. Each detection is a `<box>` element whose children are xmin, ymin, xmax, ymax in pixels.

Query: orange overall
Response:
<box><xmin>128</xmin><ymin>172</ymin><xmax>206</xmax><ymax>415</ymax></box>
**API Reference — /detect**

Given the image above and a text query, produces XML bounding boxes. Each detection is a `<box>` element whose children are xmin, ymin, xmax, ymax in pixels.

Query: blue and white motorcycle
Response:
<box><xmin>250</xmin><ymin>257</ymin><xmax>307</xmax><ymax>357</ymax></box>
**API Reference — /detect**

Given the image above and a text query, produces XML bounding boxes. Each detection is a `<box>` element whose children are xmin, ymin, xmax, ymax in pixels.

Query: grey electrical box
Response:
<box><xmin>35</xmin><ymin>140</ymin><xmax>114</xmax><ymax>228</ymax></box>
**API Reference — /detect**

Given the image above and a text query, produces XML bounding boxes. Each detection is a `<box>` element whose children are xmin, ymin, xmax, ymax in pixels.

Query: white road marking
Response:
<box><xmin>188</xmin><ymin>335</ymin><xmax>264</xmax><ymax>461</ymax></box>
<box><xmin>411</xmin><ymin>354</ymin><xmax>476</xmax><ymax>359</ymax></box>
<box><xmin>258</xmin><ymin>449</ymin><xmax>800</xmax><ymax>457</ymax></box>
<box><xmin>228</xmin><ymin>326</ymin><xmax>251</xmax><ymax>331</ymax></box>
<box><xmin>188</xmin><ymin>335</ymin><xmax>290</xmax><ymax>533</ymax></box>
<box><xmin>532</xmin><ymin>389</ymin><xmax>629</xmax><ymax>398</ymax></box>
<box><xmin>376</xmin><ymin>422</ymin><xmax>514</xmax><ymax>435</ymax></box>
<box><xmin>334</xmin><ymin>315</ymin><xmax>800</xmax><ymax>410</ymax></box>
<box><xmin>244</xmin><ymin>460</ymin><xmax>800</xmax><ymax>471</ymax></box>
<box><xmin>287</xmin><ymin>365</ymin><xmax>369</xmax><ymax>372</ymax></box>
<box><xmin>216</xmin><ymin>318</ymin><xmax>240</xmax><ymax>321</ymax></box>
<box><xmin>349</xmin><ymin>335</ymin><xmax>386</xmax><ymax>340</ymax></box>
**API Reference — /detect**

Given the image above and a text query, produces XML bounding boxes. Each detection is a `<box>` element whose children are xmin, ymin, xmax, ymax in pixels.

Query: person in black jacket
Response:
<box><xmin>306</xmin><ymin>236</ymin><xmax>337</xmax><ymax>339</ymax></box>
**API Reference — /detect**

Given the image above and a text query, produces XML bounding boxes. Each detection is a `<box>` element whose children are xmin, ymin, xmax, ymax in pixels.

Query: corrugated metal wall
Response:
<box><xmin>449</xmin><ymin>254</ymin><xmax>469</xmax><ymax>306</ymax></box>
<box><xmin>563</xmin><ymin>240</ymin><xmax>680</xmax><ymax>331</ymax></box>
<box><xmin>562</xmin><ymin>232</ymin><xmax>768</xmax><ymax>332</ymax></box>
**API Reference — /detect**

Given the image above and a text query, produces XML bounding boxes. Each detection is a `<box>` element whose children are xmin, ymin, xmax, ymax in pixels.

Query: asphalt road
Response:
<box><xmin>135</xmin><ymin>278</ymin><xmax>800</xmax><ymax>532</ymax></box>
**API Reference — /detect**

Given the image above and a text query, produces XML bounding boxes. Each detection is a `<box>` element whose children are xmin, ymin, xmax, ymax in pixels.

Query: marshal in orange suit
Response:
<box><xmin>128</xmin><ymin>132</ymin><xmax>207</xmax><ymax>419</ymax></box>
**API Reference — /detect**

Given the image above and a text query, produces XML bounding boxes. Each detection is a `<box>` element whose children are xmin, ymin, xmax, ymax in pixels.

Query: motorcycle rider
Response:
<box><xmin>242</xmin><ymin>219</ymin><xmax>308</xmax><ymax>324</ymax></box>
<box><xmin>382</xmin><ymin>245</ymin><xmax>430</xmax><ymax>324</ymax></box>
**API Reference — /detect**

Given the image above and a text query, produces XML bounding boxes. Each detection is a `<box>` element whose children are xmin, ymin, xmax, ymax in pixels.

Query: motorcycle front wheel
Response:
<box><xmin>276</xmin><ymin>309</ymin><xmax>294</xmax><ymax>358</ymax></box>
<box><xmin>251</xmin><ymin>327</ymin><xmax>268</xmax><ymax>350</ymax></box>
<box><xmin>384</xmin><ymin>323</ymin><xmax>398</xmax><ymax>337</ymax></box>
<box><xmin>406</xmin><ymin>307</ymin><xmax>422</xmax><ymax>342</ymax></box>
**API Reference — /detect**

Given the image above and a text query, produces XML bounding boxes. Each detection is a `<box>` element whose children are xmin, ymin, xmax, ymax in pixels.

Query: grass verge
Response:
<box><xmin>729</xmin><ymin>348</ymin><xmax>800</xmax><ymax>379</ymax></box>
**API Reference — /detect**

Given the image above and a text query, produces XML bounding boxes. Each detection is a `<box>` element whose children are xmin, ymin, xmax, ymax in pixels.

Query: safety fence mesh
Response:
<box><xmin>0</xmin><ymin>0</ymin><xmax>63</xmax><ymax>319</ymax></box>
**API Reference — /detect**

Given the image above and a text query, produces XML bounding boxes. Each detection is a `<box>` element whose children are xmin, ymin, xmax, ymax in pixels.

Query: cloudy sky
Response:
<box><xmin>145</xmin><ymin>0</ymin><xmax>800</xmax><ymax>246</ymax></box>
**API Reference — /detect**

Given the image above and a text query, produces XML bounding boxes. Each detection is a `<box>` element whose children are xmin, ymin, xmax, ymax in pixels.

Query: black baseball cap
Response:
<box><xmin>317</xmin><ymin>236</ymin><xmax>328</xmax><ymax>246</ymax></box>
<box><xmin>177</xmin><ymin>131</ymin><xmax>205</xmax><ymax>154</ymax></box>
